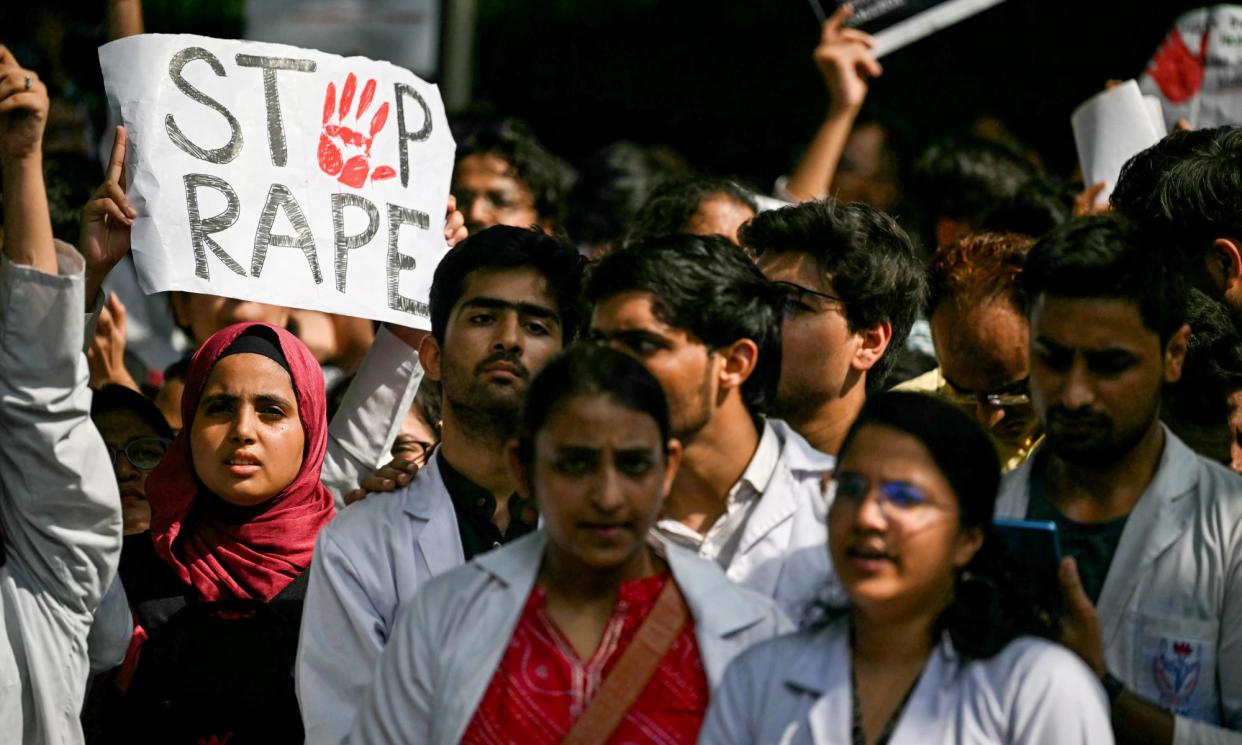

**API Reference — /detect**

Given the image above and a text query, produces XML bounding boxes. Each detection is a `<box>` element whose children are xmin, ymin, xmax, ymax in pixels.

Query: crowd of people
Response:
<box><xmin>3</xmin><ymin>2</ymin><xmax>1242</xmax><ymax>744</ymax></box>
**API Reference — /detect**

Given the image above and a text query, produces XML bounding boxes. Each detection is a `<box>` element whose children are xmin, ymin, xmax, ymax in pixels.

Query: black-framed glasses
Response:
<box><xmin>391</xmin><ymin>435</ymin><xmax>435</xmax><ymax>464</ymax></box>
<box><xmin>105</xmin><ymin>437</ymin><xmax>172</xmax><ymax>471</ymax></box>
<box><xmin>772</xmin><ymin>280</ymin><xmax>844</xmax><ymax>318</ymax></box>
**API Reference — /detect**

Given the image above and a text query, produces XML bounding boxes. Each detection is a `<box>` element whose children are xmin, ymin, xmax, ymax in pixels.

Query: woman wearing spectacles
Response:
<box><xmin>90</xmin><ymin>384</ymin><xmax>174</xmax><ymax>536</ymax></box>
<box><xmin>700</xmin><ymin>392</ymin><xmax>1113</xmax><ymax>744</ymax></box>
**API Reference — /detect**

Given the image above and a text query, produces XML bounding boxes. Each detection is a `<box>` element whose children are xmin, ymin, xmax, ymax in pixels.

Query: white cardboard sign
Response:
<box><xmin>1071</xmin><ymin>80</ymin><xmax>1167</xmax><ymax>206</ymax></box>
<box><xmin>99</xmin><ymin>33</ymin><xmax>456</xmax><ymax>328</ymax></box>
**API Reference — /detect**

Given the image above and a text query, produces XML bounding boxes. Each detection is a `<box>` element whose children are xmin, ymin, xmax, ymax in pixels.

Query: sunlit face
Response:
<box><xmin>172</xmin><ymin>293</ymin><xmax>291</xmax><ymax>347</ymax></box>
<box><xmin>94</xmin><ymin>409</ymin><xmax>165</xmax><ymax>535</ymax></box>
<box><xmin>516</xmin><ymin>394</ymin><xmax>680</xmax><ymax>572</ymax></box>
<box><xmin>426</xmin><ymin>268</ymin><xmax>564</xmax><ymax>434</ymax></box>
<box><xmin>190</xmin><ymin>354</ymin><xmax>306</xmax><ymax>506</ymax></box>
<box><xmin>1029</xmin><ymin>296</ymin><xmax>1184</xmax><ymax>465</ymax></box>
<box><xmin>828</xmin><ymin>424</ymin><xmax>981</xmax><ymax>621</ymax></box>
<box><xmin>931</xmin><ymin>298</ymin><xmax>1039</xmax><ymax>449</ymax></box>
<box><xmin>685</xmin><ymin>194</ymin><xmax>755</xmax><ymax>248</ymax></box>
<box><xmin>590</xmin><ymin>291</ymin><xmax>720</xmax><ymax>440</ymax></box>
<box><xmin>453</xmin><ymin>153</ymin><xmax>542</xmax><ymax>233</ymax></box>
<box><xmin>758</xmin><ymin>251</ymin><xmax>859</xmax><ymax>419</ymax></box>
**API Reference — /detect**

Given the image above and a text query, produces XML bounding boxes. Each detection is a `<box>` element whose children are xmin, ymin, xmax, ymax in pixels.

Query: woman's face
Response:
<box><xmin>828</xmin><ymin>424</ymin><xmax>983</xmax><ymax>621</ymax></box>
<box><xmin>516</xmin><ymin>393</ymin><xmax>681</xmax><ymax>572</ymax></box>
<box><xmin>94</xmin><ymin>409</ymin><xmax>167</xmax><ymax>535</ymax></box>
<box><xmin>190</xmin><ymin>353</ymin><xmax>305</xmax><ymax>506</ymax></box>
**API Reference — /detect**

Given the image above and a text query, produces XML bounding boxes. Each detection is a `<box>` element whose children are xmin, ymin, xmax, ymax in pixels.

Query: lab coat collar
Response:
<box><xmin>399</xmin><ymin>451</ymin><xmax>445</xmax><ymax>520</ymax></box>
<box><xmin>736</xmin><ymin>421</ymin><xmax>835</xmax><ymax>557</ymax></box>
<box><xmin>472</xmin><ymin>530</ymin><xmax>769</xmax><ymax>638</ymax></box>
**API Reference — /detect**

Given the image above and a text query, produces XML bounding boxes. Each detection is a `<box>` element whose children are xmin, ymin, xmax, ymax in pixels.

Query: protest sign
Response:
<box><xmin>1071</xmin><ymin>80</ymin><xmax>1166</xmax><ymax>206</ymax></box>
<box><xmin>99</xmin><ymin>34</ymin><xmax>455</xmax><ymax>329</ymax></box>
<box><xmin>1139</xmin><ymin>5</ymin><xmax>1242</xmax><ymax>131</ymax></box>
<box><xmin>809</xmin><ymin>0</ymin><xmax>1011</xmax><ymax>57</ymax></box>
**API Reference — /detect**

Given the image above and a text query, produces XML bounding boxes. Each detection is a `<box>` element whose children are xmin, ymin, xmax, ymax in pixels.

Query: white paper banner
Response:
<box><xmin>1072</xmin><ymin>80</ymin><xmax>1166</xmax><ymax>205</ymax></box>
<box><xmin>1139</xmin><ymin>5</ymin><xmax>1242</xmax><ymax>131</ymax></box>
<box><xmin>99</xmin><ymin>33</ymin><xmax>456</xmax><ymax>329</ymax></box>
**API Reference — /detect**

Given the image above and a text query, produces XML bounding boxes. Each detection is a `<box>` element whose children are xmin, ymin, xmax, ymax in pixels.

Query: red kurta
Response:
<box><xmin>461</xmin><ymin>574</ymin><xmax>710</xmax><ymax>745</ymax></box>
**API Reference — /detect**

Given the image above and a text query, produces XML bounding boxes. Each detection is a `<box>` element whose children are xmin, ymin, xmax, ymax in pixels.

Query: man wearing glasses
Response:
<box><xmin>909</xmin><ymin>231</ymin><xmax>1043</xmax><ymax>471</ymax></box>
<box><xmin>741</xmin><ymin>200</ymin><xmax>926</xmax><ymax>457</ymax></box>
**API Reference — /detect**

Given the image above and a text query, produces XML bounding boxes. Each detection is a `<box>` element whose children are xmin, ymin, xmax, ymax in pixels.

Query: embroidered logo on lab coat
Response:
<box><xmin>1152</xmin><ymin>639</ymin><xmax>1202</xmax><ymax>713</ymax></box>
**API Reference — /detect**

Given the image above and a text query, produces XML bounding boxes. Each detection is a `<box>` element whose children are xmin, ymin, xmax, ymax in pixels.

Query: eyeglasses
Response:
<box><xmin>772</xmin><ymin>280</ymin><xmax>844</xmax><ymax>319</ymax></box>
<box><xmin>943</xmin><ymin>377</ymin><xmax>1032</xmax><ymax>409</ymax></box>
<box><xmin>827</xmin><ymin>471</ymin><xmax>955</xmax><ymax>523</ymax></box>
<box><xmin>391</xmin><ymin>435</ymin><xmax>435</xmax><ymax>464</ymax></box>
<box><xmin>106</xmin><ymin>437</ymin><xmax>172</xmax><ymax>471</ymax></box>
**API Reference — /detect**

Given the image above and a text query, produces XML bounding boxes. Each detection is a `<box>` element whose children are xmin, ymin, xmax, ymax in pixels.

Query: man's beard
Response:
<box><xmin>442</xmin><ymin>350</ymin><xmax>530</xmax><ymax>441</ymax></box>
<box><xmin>1043</xmin><ymin>403</ymin><xmax>1157</xmax><ymax>466</ymax></box>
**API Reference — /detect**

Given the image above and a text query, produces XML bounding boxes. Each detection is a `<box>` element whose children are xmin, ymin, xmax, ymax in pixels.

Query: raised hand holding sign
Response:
<box><xmin>99</xmin><ymin>34</ymin><xmax>455</xmax><ymax>328</ymax></box>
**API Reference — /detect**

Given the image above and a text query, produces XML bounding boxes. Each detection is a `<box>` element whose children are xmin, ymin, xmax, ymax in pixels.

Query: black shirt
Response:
<box><xmin>1027</xmin><ymin>453</ymin><xmax>1130</xmax><ymax>605</ymax></box>
<box><xmin>438</xmin><ymin>450</ymin><xmax>538</xmax><ymax>560</ymax></box>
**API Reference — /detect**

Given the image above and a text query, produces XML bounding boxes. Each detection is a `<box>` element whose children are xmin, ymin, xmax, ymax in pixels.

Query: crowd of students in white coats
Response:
<box><xmin>4</xmin><ymin>2</ymin><xmax>1242</xmax><ymax>743</ymax></box>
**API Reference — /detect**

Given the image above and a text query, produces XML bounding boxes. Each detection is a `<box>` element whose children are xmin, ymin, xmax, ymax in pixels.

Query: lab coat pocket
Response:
<box><xmin>1133</xmin><ymin>611</ymin><xmax>1219</xmax><ymax>724</ymax></box>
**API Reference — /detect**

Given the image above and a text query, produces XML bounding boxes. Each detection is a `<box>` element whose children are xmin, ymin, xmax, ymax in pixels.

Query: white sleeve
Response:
<box><xmin>87</xmin><ymin>575</ymin><xmax>133</xmax><ymax>673</ymax></box>
<box><xmin>320</xmin><ymin>326</ymin><xmax>422</xmax><ymax>508</ymax></box>
<box><xmin>1172</xmin><ymin>521</ymin><xmax>1242</xmax><ymax>745</ymax></box>
<box><xmin>346</xmin><ymin>584</ymin><xmax>438</xmax><ymax>744</ymax></box>
<box><xmin>298</xmin><ymin>527</ymin><xmax>389</xmax><ymax>745</ymax></box>
<box><xmin>0</xmin><ymin>245</ymin><xmax>122</xmax><ymax>617</ymax></box>
<box><xmin>1007</xmin><ymin>644</ymin><xmax>1115</xmax><ymax>745</ymax></box>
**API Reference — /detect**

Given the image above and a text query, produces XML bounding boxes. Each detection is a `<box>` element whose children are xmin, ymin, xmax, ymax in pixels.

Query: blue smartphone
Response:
<box><xmin>991</xmin><ymin>518</ymin><xmax>1063</xmax><ymax>615</ymax></box>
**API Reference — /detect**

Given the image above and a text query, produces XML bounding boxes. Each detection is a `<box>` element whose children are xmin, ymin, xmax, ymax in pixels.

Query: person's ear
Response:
<box><xmin>504</xmin><ymin>439</ymin><xmax>531</xmax><ymax>500</ymax></box>
<box><xmin>662</xmin><ymin>438</ymin><xmax>683</xmax><ymax>496</ymax></box>
<box><xmin>1163</xmin><ymin>323</ymin><xmax>1192</xmax><ymax>384</ymax></box>
<box><xmin>419</xmin><ymin>334</ymin><xmax>443</xmax><ymax>383</ymax></box>
<box><xmin>1213</xmin><ymin>238</ymin><xmax>1242</xmax><ymax>291</ymax></box>
<box><xmin>953</xmin><ymin>524</ymin><xmax>985</xmax><ymax>568</ymax></box>
<box><xmin>852</xmin><ymin>321</ymin><xmax>892</xmax><ymax>374</ymax></box>
<box><xmin>718</xmin><ymin>338</ymin><xmax>759</xmax><ymax>393</ymax></box>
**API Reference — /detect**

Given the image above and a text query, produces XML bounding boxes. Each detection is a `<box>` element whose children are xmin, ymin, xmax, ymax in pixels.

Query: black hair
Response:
<box><xmin>90</xmin><ymin>383</ymin><xmax>175</xmax><ymax>441</ymax></box>
<box><xmin>977</xmin><ymin>176</ymin><xmax>1073</xmax><ymax>238</ymax></box>
<box><xmin>583</xmin><ymin>233</ymin><xmax>782</xmax><ymax>415</ymax></box>
<box><xmin>741</xmin><ymin>200</ymin><xmax>927</xmax><ymax>393</ymax></box>
<box><xmin>836</xmin><ymin>391</ymin><xmax>1058</xmax><ymax>659</ymax></box>
<box><xmin>910</xmin><ymin>137</ymin><xmax>1038</xmax><ymax>249</ymax></box>
<box><xmin>1112</xmin><ymin>126</ymin><xmax>1242</xmax><ymax>269</ymax></box>
<box><xmin>44</xmin><ymin>151</ymin><xmax>100</xmax><ymax>244</ymax></box>
<box><xmin>412</xmin><ymin>379</ymin><xmax>443</xmax><ymax>440</ymax></box>
<box><xmin>163</xmin><ymin>356</ymin><xmax>191</xmax><ymax>384</ymax></box>
<box><xmin>428</xmin><ymin>225</ymin><xmax>585</xmax><ymax>345</ymax></box>
<box><xmin>454</xmin><ymin>117</ymin><xmax>575</xmax><ymax>227</ymax></box>
<box><xmin>565</xmin><ymin>142</ymin><xmax>690</xmax><ymax>252</ymax></box>
<box><xmin>1023</xmin><ymin>214</ymin><xmax>1188</xmax><ymax>345</ymax></box>
<box><xmin>1162</xmin><ymin>289</ymin><xmax>1242</xmax><ymax>463</ymax></box>
<box><xmin>623</xmin><ymin>176</ymin><xmax>759</xmax><ymax>247</ymax></box>
<box><xmin>516</xmin><ymin>343</ymin><xmax>671</xmax><ymax>468</ymax></box>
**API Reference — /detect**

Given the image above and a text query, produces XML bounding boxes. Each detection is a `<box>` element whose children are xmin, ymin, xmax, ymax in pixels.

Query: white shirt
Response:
<box><xmin>658</xmin><ymin>420</ymin><xmax>781</xmax><ymax>566</ymax></box>
<box><xmin>0</xmin><ymin>246</ymin><xmax>123</xmax><ymax>744</ymax></box>
<box><xmin>700</xmin><ymin>620</ymin><xmax>1114</xmax><ymax>745</ymax></box>
<box><xmin>997</xmin><ymin>428</ymin><xmax>1242</xmax><ymax>744</ymax></box>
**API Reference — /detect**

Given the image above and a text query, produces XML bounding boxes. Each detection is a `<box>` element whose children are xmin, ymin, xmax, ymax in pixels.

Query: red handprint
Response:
<box><xmin>1147</xmin><ymin>27</ymin><xmax>1210</xmax><ymax>104</ymax></box>
<box><xmin>317</xmin><ymin>73</ymin><xmax>397</xmax><ymax>188</ymax></box>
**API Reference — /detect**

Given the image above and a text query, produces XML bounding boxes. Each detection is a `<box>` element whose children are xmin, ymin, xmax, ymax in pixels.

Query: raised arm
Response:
<box><xmin>783</xmin><ymin>5</ymin><xmax>882</xmax><ymax>203</ymax></box>
<box><xmin>1</xmin><ymin>45</ymin><xmax>55</xmax><ymax>273</ymax></box>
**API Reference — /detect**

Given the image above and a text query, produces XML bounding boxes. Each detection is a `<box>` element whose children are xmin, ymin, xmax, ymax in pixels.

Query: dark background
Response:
<box><xmin>1</xmin><ymin>0</ymin><xmax>1210</xmax><ymax>184</ymax></box>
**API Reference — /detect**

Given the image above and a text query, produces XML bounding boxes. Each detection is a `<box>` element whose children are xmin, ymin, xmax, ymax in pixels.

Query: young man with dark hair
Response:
<box><xmin>1112</xmin><ymin>126</ymin><xmax>1242</xmax><ymax>324</ymax></box>
<box><xmin>624</xmin><ymin>176</ymin><xmax>759</xmax><ymax>248</ymax></box>
<box><xmin>907</xmin><ymin>231</ymin><xmax>1042</xmax><ymax>471</ymax></box>
<box><xmin>742</xmin><ymin>200</ymin><xmax>926</xmax><ymax>456</ymax></box>
<box><xmin>995</xmin><ymin>214</ymin><xmax>1242</xmax><ymax>744</ymax></box>
<box><xmin>586</xmin><ymin>234</ymin><xmax>836</xmax><ymax>620</ymax></box>
<box><xmin>452</xmin><ymin>118</ymin><xmax>575</xmax><ymax>234</ymax></box>
<box><xmin>298</xmin><ymin>226</ymin><xmax>584</xmax><ymax>745</ymax></box>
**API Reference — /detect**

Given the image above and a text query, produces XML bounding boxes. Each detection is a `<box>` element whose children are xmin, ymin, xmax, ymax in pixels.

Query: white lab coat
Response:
<box><xmin>346</xmin><ymin>530</ymin><xmax>793</xmax><ymax>745</ymax></box>
<box><xmin>296</xmin><ymin>454</ymin><xmax>464</xmax><ymax>745</ymax></box>
<box><xmin>724</xmin><ymin>419</ymin><xmax>840</xmax><ymax>624</ymax></box>
<box><xmin>0</xmin><ymin>246</ymin><xmax>123</xmax><ymax>744</ymax></box>
<box><xmin>699</xmin><ymin>619</ymin><xmax>1113</xmax><ymax>745</ymax></box>
<box><xmin>997</xmin><ymin>429</ymin><xmax>1242</xmax><ymax>744</ymax></box>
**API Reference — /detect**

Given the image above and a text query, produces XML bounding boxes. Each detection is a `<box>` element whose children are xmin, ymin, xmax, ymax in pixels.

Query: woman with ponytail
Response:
<box><xmin>700</xmin><ymin>392</ymin><xmax>1113</xmax><ymax>745</ymax></box>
